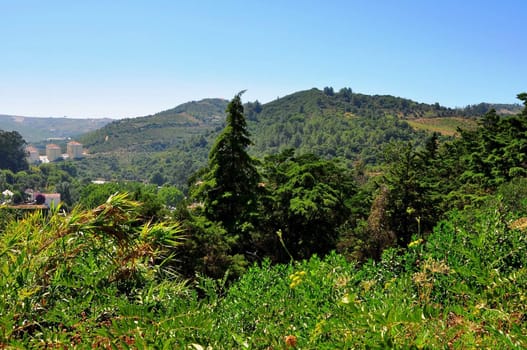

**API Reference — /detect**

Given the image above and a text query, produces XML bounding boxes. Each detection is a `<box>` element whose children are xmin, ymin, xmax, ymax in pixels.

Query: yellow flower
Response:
<box><xmin>289</xmin><ymin>271</ymin><xmax>306</xmax><ymax>289</ymax></box>
<box><xmin>408</xmin><ymin>238</ymin><xmax>423</xmax><ymax>248</ymax></box>
<box><xmin>384</xmin><ymin>277</ymin><xmax>397</xmax><ymax>290</ymax></box>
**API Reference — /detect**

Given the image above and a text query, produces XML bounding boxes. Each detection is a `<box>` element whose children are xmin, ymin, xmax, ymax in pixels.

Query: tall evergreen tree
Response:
<box><xmin>192</xmin><ymin>92</ymin><xmax>260</xmax><ymax>237</ymax></box>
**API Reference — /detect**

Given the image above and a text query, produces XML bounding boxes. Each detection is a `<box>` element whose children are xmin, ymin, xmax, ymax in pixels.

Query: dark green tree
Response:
<box><xmin>0</xmin><ymin>130</ymin><xmax>28</xmax><ymax>172</ymax></box>
<box><xmin>381</xmin><ymin>141</ymin><xmax>439</xmax><ymax>246</ymax></box>
<box><xmin>191</xmin><ymin>92</ymin><xmax>261</xmax><ymax>238</ymax></box>
<box><xmin>150</xmin><ymin>171</ymin><xmax>165</xmax><ymax>186</ymax></box>
<box><xmin>257</xmin><ymin>150</ymin><xmax>356</xmax><ymax>262</ymax></box>
<box><xmin>517</xmin><ymin>92</ymin><xmax>527</xmax><ymax>116</ymax></box>
<box><xmin>453</xmin><ymin>98</ymin><xmax>527</xmax><ymax>191</ymax></box>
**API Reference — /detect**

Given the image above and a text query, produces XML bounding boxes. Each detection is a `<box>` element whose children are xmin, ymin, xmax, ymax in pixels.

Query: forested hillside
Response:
<box><xmin>248</xmin><ymin>88</ymin><xmax>442</xmax><ymax>162</ymax></box>
<box><xmin>80</xmin><ymin>98</ymin><xmax>228</xmax><ymax>153</ymax></box>
<box><xmin>76</xmin><ymin>88</ymin><xmax>518</xmax><ymax>187</ymax></box>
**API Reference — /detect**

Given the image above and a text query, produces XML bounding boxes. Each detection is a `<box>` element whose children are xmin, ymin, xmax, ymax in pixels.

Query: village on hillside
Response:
<box><xmin>26</xmin><ymin>140</ymin><xmax>85</xmax><ymax>164</ymax></box>
<box><xmin>0</xmin><ymin>141</ymin><xmax>86</xmax><ymax>208</ymax></box>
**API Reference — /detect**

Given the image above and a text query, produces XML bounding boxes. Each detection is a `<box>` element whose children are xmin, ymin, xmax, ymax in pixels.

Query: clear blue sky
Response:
<box><xmin>1</xmin><ymin>0</ymin><xmax>525</xmax><ymax>118</ymax></box>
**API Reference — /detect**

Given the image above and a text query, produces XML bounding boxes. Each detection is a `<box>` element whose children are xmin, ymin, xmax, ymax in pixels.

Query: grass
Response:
<box><xmin>407</xmin><ymin>117</ymin><xmax>478</xmax><ymax>136</ymax></box>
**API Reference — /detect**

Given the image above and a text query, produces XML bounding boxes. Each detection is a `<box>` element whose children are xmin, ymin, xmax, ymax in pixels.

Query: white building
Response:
<box><xmin>67</xmin><ymin>141</ymin><xmax>83</xmax><ymax>159</ymax></box>
<box><xmin>46</xmin><ymin>144</ymin><xmax>62</xmax><ymax>162</ymax></box>
<box><xmin>2</xmin><ymin>189</ymin><xmax>14</xmax><ymax>197</ymax></box>
<box><xmin>44</xmin><ymin>193</ymin><xmax>61</xmax><ymax>207</ymax></box>
<box><xmin>26</xmin><ymin>146</ymin><xmax>40</xmax><ymax>164</ymax></box>
<box><xmin>28</xmin><ymin>191</ymin><xmax>61</xmax><ymax>207</ymax></box>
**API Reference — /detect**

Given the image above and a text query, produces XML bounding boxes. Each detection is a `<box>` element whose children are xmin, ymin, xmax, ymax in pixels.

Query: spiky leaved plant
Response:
<box><xmin>0</xmin><ymin>192</ymin><xmax>185</xmax><ymax>346</ymax></box>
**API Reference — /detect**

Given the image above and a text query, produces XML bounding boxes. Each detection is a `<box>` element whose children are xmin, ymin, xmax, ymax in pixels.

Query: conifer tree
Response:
<box><xmin>194</xmin><ymin>92</ymin><xmax>260</xmax><ymax>237</ymax></box>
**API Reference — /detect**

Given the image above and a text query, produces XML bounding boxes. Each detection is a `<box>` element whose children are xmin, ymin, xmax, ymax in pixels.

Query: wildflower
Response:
<box><xmin>408</xmin><ymin>238</ymin><xmax>423</xmax><ymax>248</ymax></box>
<box><xmin>289</xmin><ymin>271</ymin><xmax>306</xmax><ymax>289</ymax></box>
<box><xmin>384</xmin><ymin>277</ymin><xmax>396</xmax><ymax>290</ymax></box>
<box><xmin>341</xmin><ymin>294</ymin><xmax>350</xmax><ymax>304</ymax></box>
<box><xmin>361</xmin><ymin>279</ymin><xmax>376</xmax><ymax>292</ymax></box>
<box><xmin>509</xmin><ymin>217</ymin><xmax>527</xmax><ymax>230</ymax></box>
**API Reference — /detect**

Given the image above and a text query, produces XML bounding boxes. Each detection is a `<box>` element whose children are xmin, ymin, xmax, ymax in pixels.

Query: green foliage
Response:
<box><xmin>0</xmin><ymin>193</ymin><xmax>194</xmax><ymax>347</ymax></box>
<box><xmin>79</xmin><ymin>182</ymin><xmax>169</xmax><ymax>221</ymax></box>
<box><xmin>203</xmin><ymin>198</ymin><xmax>527</xmax><ymax>348</ymax></box>
<box><xmin>380</xmin><ymin>139</ymin><xmax>440</xmax><ymax>245</ymax></box>
<box><xmin>249</xmin><ymin>88</ymin><xmax>426</xmax><ymax>165</ymax></box>
<box><xmin>1</xmin><ymin>188</ymin><xmax>527</xmax><ymax>347</ymax></box>
<box><xmin>74</xmin><ymin>88</ymin><xmax>465</xmax><ymax>189</ymax></box>
<box><xmin>258</xmin><ymin>150</ymin><xmax>356</xmax><ymax>262</ymax></box>
<box><xmin>0</xmin><ymin>130</ymin><xmax>28</xmax><ymax>172</ymax></box>
<box><xmin>421</xmin><ymin>94</ymin><xmax>527</xmax><ymax>213</ymax></box>
<box><xmin>174</xmin><ymin>208</ymin><xmax>248</xmax><ymax>280</ymax></box>
<box><xmin>79</xmin><ymin>98</ymin><xmax>227</xmax><ymax>154</ymax></box>
<box><xmin>0</xmin><ymin>163</ymin><xmax>79</xmax><ymax>207</ymax></box>
<box><xmin>4</xmin><ymin>91</ymin><xmax>527</xmax><ymax>348</ymax></box>
<box><xmin>157</xmin><ymin>185</ymin><xmax>184</xmax><ymax>208</ymax></box>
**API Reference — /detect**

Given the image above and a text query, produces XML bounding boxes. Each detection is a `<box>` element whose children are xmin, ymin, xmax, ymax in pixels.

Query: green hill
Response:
<box><xmin>247</xmin><ymin>88</ymin><xmax>454</xmax><ymax>162</ymax></box>
<box><xmin>74</xmin><ymin>88</ymin><xmax>518</xmax><ymax>187</ymax></box>
<box><xmin>79</xmin><ymin>98</ymin><xmax>228</xmax><ymax>153</ymax></box>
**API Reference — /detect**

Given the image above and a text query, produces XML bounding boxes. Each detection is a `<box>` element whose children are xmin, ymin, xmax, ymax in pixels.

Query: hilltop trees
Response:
<box><xmin>0</xmin><ymin>130</ymin><xmax>28</xmax><ymax>172</ymax></box>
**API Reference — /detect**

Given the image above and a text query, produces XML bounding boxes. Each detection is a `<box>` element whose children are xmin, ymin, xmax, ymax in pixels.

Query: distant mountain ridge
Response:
<box><xmin>0</xmin><ymin>115</ymin><xmax>113</xmax><ymax>143</ymax></box>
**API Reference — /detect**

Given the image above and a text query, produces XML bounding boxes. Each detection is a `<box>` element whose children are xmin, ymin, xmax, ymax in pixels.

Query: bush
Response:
<box><xmin>0</xmin><ymin>193</ymin><xmax>202</xmax><ymax>347</ymax></box>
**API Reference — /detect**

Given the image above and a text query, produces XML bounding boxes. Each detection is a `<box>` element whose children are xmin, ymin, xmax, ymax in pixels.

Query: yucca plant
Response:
<box><xmin>0</xmin><ymin>192</ymin><xmax>187</xmax><ymax>347</ymax></box>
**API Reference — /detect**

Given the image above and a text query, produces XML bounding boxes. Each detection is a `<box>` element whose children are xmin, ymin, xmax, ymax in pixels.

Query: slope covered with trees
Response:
<box><xmin>79</xmin><ymin>98</ymin><xmax>228</xmax><ymax>153</ymax></box>
<box><xmin>75</xmin><ymin>88</ymin><xmax>489</xmax><ymax>188</ymax></box>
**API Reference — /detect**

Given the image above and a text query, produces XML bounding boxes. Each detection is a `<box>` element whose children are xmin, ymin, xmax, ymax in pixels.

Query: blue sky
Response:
<box><xmin>1</xmin><ymin>0</ymin><xmax>525</xmax><ymax>118</ymax></box>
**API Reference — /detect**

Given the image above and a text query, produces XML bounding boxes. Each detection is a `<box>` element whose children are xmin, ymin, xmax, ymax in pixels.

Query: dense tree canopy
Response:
<box><xmin>256</xmin><ymin>150</ymin><xmax>357</xmax><ymax>262</ymax></box>
<box><xmin>0</xmin><ymin>130</ymin><xmax>28</xmax><ymax>172</ymax></box>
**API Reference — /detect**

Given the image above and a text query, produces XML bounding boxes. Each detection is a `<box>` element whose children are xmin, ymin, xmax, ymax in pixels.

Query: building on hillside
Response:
<box><xmin>26</xmin><ymin>146</ymin><xmax>40</xmax><ymax>164</ymax></box>
<box><xmin>67</xmin><ymin>141</ymin><xmax>83</xmax><ymax>159</ymax></box>
<box><xmin>46</xmin><ymin>144</ymin><xmax>62</xmax><ymax>162</ymax></box>
<box><xmin>27</xmin><ymin>191</ymin><xmax>61</xmax><ymax>207</ymax></box>
<box><xmin>43</xmin><ymin>193</ymin><xmax>61</xmax><ymax>207</ymax></box>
